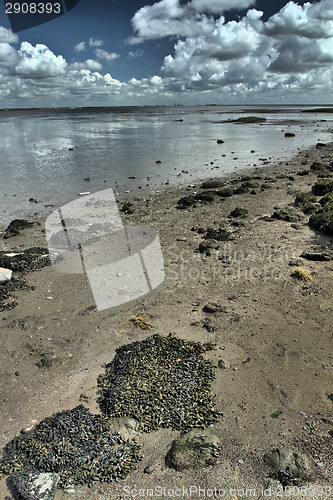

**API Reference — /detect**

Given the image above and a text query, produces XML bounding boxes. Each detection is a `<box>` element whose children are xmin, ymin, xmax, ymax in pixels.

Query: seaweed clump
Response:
<box><xmin>97</xmin><ymin>334</ymin><xmax>221</xmax><ymax>433</ymax></box>
<box><xmin>0</xmin><ymin>405</ymin><xmax>142</xmax><ymax>488</ymax></box>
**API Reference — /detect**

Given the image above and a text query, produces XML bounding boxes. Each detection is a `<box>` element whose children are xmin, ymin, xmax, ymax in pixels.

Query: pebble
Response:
<box><xmin>0</xmin><ymin>268</ymin><xmax>12</xmax><ymax>285</ymax></box>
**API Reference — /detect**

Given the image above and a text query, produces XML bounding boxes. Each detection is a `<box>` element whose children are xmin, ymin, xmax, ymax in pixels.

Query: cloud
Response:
<box><xmin>14</xmin><ymin>42</ymin><xmax>67</xmax><ymax>78</ymax></box>
<box><xmin>89</xmin><ymin>38</ymin><xmax>104</xmax><ymax>47</ymax></box>
<box><xmin>0</xmin><ymin>43</ymin><xmax>19</xmax><ymax>66</ymax></box>
<box><xmin>189</xmin><ymin>0</ymin><xmax>256</xmax><ymax>14</ymax></box>
<box><xmin>0</xmin><ymin>26</ymin><xmax>18</xmax><ymax>44</ymax></box>
<box><xmin>128</xmin><ymin>49</ymin><xmax>144</xmax><ymax>59</ymax></box>
<box><xmin>95</xmin><ymin>49</ymin><xmax>120</xmax><ymax>62</ymax></box>
<box><xmin>74</xmin><ymin>41</ymin><xmax>86</xmax><ymax>52</ymax></box>
<box><xmin>70</xmin><ymin>59</ymin><xmax>103</xmax><ymax>71</ymax></box>
<box><xmin>264</xmin><ymin>0</ymin><xmax>333</xmax><ymax>39</ymax></box>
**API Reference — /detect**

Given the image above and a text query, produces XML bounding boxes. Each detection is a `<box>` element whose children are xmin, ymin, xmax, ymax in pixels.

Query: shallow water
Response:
<box><xmin>0</xmin><ymin>105</ymin><xmax>332</xmax><ymax>223</ymax></box>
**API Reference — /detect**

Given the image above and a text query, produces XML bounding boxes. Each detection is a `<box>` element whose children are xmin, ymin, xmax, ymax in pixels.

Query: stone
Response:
<box><xmin>3</xmin><ymin>219</ymin><xmax>34</xmax><ymax>239</ymax></box>
<box><xmin>216</xmin><ymin>187</ymin><xmax>233</xmax><ymax>197</ymax></box>
<box><xmin>198</xmin><ymin>239</ymin><xmax>220</xmax><ymax>254</ymax></box>
<box><xmin>264</xmin><ymin>447</ymin><xmax>312</xmax><ymax>485</ymax></box>
<box><xmin>310</xmin><ymin>162</ymin><xmax>326</xmax><ymax>171</ymax></box>
<box><xmin>218</xmin><ymin>359</ymin><xmax>230</xmax><ymax>369</ymax></box>
<box><xmin>272</xmin><ymin>206</ymin><xmax>304</xmax><ymax>222</ymax></box>
<box><xmin>301</xmin><ymin>245</ymin><xmax>333</xmax><ymax>261</ymax></box>
<box><xmin>177</xmin><ymin>195</ymin><xmax>196</xmax><ymax>208</ymax></box>
<box><xmin>289</xmin><ymin>259</ymin><xmax>303</xmax><ymax>267</ymax></box>
<box><xmin>0</xmin><ymin>268</ymin><xmax>12</xmax><ymax>284</ymax></box>
<box><xmin>284</xmin><ymin>132</ymin><xmax>295</xmax><ymax>137</ymax></box>
<box><xmin>217</xmin><ymin>139</ymin><xmax>224</xmax><ymax>144</ymax></box>
<box><xmin>201</xmin><ymin>180</ymin><xmax>224</xmax><ymax>189</ymax></box>
<box><xmin>8</xmin><ymin>471</ymin><xmax>60</xmax><ymax>500</ymax></box>
<box><xmin>312</xmin><ymin>179</ymin><xmax>333</xmax><ymax>196</ymax></box>
<box><xmin>229</xmin><ymin>207</ymin><xmax>248</xmax><ymax>218</ymax></box>
<box><xmin>165</xmin><ymin>429</ymin><xmax>221</xmax><ymax>471</ymax></box>
<box><xmin>202</xmin><ymin>303</ymin><xmax>227</xmax><ymax>314</ymax></box>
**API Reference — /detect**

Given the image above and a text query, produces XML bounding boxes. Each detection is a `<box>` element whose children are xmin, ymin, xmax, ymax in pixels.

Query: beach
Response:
<box><xmin>0</xmin><ymin>140</ymin><xmax>332</xmax><ymax>499</ymax></box>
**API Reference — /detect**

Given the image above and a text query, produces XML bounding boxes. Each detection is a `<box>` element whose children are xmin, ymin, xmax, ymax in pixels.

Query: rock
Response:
<box><xmin>83</xmin><ymin>177</ymin><xmax>91</xmax><ymax>181</ymax></box>
<box><xmin>176</xmin><ymin>195</ymin><xmax>196</xmax><ymax>208</ymax></box>
<box><xmin>143</xmin><ymin>463</ymin><xmax>155</xmax><ymax>474</ymax></box>
<box><xmin>205</xmin><ymin>227</ymin><xmax>235</xmax><ymax>241</ymax></box>
<box><xmin>309</xmin><ymin>204</ymin><xmax>333</xmax><ymax>234</ymax></box>
<box><xmin>120</xmin><ymin>201</ymin><xmax>135</xmax><ymax>214</ymax></box>
<box><xmin>264</xmin><ymin>447</ymin><xmax>312</xmax><ymax>485</ymax></box>
<box><xmin>218</xmin><ymin>359</ymin><xmax>230</xmax><ymax>369</ymax></box>
<box><xmin>3</xmin><ymin>219</ymin><xmax>34</xmax><ymax>239</ymax></box>
<box><xmin>8</xmin><ymin>471</ymin><xmax>60</xmax><ymax>500</ymax></box>
<box><xmin>216</xmin><ymin>187</ymin><xmax>233</xmax><ymax>197</ymax></box>
<box><xmin>165</xmin><ymin>429</ymin><xmax>221</xmax><ymax>471</ymax></box>
<box><xmin>194</xmin><ymin>192</ymin><xmax>215</xmax><ymax>203</ymax></box>
<box><xmin>289</xmin><ymin>258</ymin><xmax>303</xmax><ymax>267</ymax></box>
<box><xmin>233</xmin><ymin>184</ymin><xmax>250</xmax><ymax>194</ymax></box>
<box><xmin>316</xmin><ymin>142</ymin><xmax>326</xmax><ymax>149</ymax></box>
<box><xmin>229</xmin><ymin>207</ymin><xmax>248</xmax><ymax>218</ymax></box>
<box><xmin>198</xmin><ymin>239</ymin><xmax>220</xmax><ymax>254</ymax></box>
<box><xmin>310</xmin><ymin>162</ymin><xmax>326</xmax><ymax>171</ymax></box>
<box><xmin>0</xmin><ymin>268</ymin><xmax>12</xmax><ymax>284</ymax></box>
<box><xmin>284</xmin><ymin>132</ymin><xmax>295</xmax><ymax>137</ymax></box>
<box><xmin>301</xmin><ymin>245</ymin><xmax>333</xmax><ymax>261</ymax></box>
<box><xmin>202</xmin><ymin>303</ymin><xmax>227</xmax><ymax>313</ymax></box>
<box><xmin>312</xmin><ymin>179</ymin><xmax>333</xmax><ymax>196</ymax></box>
<box><xmin>272</xmin><ymin>206</ymin><xmax>304</xmax><ymax>222</ymax></box>
<box><xmin>112</xmin><ymin>416</ymin><xmax>139</xmax><ymax>441</ymax></box>
<box><xmin>217</xmin><ymin>139</ymin><xmax>224</xmax><ymax>144</ymax></box>
<box><xmin>295</xmin><ymin>192</ymin><xmax>317</xmax><ymax>214</ymax></box>
<box><xmin>297</xmin><ymin>170</ymin><xmax>310</xmax><ymax>176</ymax></box>
<box><xmin>201</xmin><ymin>180</ymin><xmax>224</xmax><ymax>189</ymax></box>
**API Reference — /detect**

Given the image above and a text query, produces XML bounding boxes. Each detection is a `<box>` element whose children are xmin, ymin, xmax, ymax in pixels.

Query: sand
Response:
<box><xmin>0</xmin><ymin>142</ymin><xmax>332</xmax><ymax>499</ymax></box>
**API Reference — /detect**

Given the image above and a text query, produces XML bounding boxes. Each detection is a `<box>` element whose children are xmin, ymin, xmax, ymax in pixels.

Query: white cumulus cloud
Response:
<box><xmin>89</xmin><ymin>38</ymin><xmax>104</xmax><ymax>47</ymax></box>
<box><xmin>95</xmin><ymin>49</ymin><xmax>120</xmax><ymax>62</ymax></box>
<box><xmin>74</xmin><ymin>41</ymin><xmax>86</xmax><ymax>52</ymax></box>
<box><xmin>0</xmin><ymin>26</ymin><xmax>18</xmax><ymax>44</ymax></box>
<box><xmin>14</xmin><ymin>42</ymin><xmax>67</xmax><ymax>78</ymax></box>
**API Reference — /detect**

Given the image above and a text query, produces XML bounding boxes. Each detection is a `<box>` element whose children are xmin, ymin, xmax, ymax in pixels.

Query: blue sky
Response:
<box><xmin>0</xmin><ymin>0</ymin><xmax>332</xmax><ymax>107</ymax></box>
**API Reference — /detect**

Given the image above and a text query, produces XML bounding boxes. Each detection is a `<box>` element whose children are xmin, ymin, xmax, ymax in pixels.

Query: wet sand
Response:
<box><xmin>0</xmin><ymin>142</ymin><xmax>332</xmax><ymax>499</ymax></box>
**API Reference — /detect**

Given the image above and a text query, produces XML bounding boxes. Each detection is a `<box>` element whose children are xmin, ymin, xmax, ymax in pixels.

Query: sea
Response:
<box><xmin>0</xmin><ymin>104</ymin><xmax>332</xmax><ymax>224</ymax></box>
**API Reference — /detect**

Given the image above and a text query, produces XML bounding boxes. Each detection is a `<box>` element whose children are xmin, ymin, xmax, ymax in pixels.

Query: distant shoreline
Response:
<box><xmin>0</xmin><ymin>103</ymin><xmax>332</xmax><ymax>117</ymax></box>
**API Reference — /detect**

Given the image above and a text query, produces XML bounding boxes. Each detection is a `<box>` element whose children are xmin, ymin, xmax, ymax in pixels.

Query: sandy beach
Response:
<box><xmin>0</xmin><ymin>141</ymin><xmax>332</xmax><ymax>499</ymax></box>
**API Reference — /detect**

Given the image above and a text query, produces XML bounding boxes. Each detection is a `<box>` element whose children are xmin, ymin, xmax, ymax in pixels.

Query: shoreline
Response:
<box><xmin>0</xmin><ymin>142</ymin><xmax>332</xmax><ymax>499</ymax></box>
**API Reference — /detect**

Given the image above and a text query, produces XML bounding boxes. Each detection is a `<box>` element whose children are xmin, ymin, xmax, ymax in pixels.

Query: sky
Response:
<box><xmin>0</xmin><ymin>0</ymin><xmax>332</xmax><ymax>108</ymax></box>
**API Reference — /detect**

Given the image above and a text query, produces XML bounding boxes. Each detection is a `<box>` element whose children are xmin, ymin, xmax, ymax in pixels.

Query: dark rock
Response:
<box><xmin>233</xmin><ymin>184</ymin><xmax>249</xmax><ymax>194</ymax></box>
<box><xmin>165</xmin><ymin>429</ymin><xmax>221</xmax><ymax>471</ymax></box>
<box><xmin>301</xmin><ymin>245</ymin><xmax>333</xmax><ymax>261</ymax></box>
<box><xmin>295</xmin><ymin>192</ymin><xmax>317</xmax><ymax>214</ymax></box>
<box><xmin>310</xmin><ymin>162</ymin><xmax>326</xmax><ymax>171</ymax></box>
<box><xmin>83</xmin><ymin>177</ymin><xmax>91</xmax><ymax>181</ymax></box>
<box><xmin>202</xmin><ymin>303</ymin><xmax>227</xmax><ymax>313</ymax></box>
<box><xmin>205</xmin><ymin>227</ymin><xmax>235</xmax><ymax>241</ymax></box>
<box><xmin>284</xmin><ymin>132</ymin><xmax>295</xmax><ymax>137</ymax></box>
<box><xmin>216</xmin><ymin>187</ymin><xmax>233</xmax><ymax>197</ymax></box>
<box><xmin>296</xmin><ymin>170</ymin><xmax>310</xmax><ymax>176</ymax></box>
<box><xmin>177</xmin><ymin>196</ymin><xmax>196</xmax><ymax>208</ymax></box>
<box><xmin>312</xmin><ymin>179</ymin><xmax>333</xmax><ymax>196</ymax></box>
<box><xmin>191</xmin><ymin>227</ymin><xmax>205</xmax><ymax>234</ymax></box>
<box><xmin>218</xmin><ymin>359</ymin><xmax>230</xmax><ymax>369</ymax></box>
<box><xmin>316</xmin><ymin>142</ymin><xmax>326</xmax><ymax>149</ymax></box>
<box><xmin>229</xmin><ymin>207</ymin><xmax>248</xmax><ymax>218</ymax></box>
<box><xmin>201</xmin><ymin>180</ymin><xmax>225</xmax><ymax>189</ymax></box>
<box><xmin>3</xmin><ymin>219</ymin><xmax>34</xmax><ymax>239</ymax></box>
<box><xmin>264</xmin><ymin>447</ymin><xmax>312</xmax><ymax>485</ymax></box>
<box><xmin>272</xmin><ymin>207</ymin><xmax>304</xmax><ymax>222</ymax></box>
<box><xmin>194</xmin><ymin>192</ymin><xmax>215</xmax><ymax>203</ymax></box>
<box><xmin>289</xmin><ymin>258</ymin><xmax>303</xmax><ymax>267</ymax></box>
<box><xmin>320</xmin><ymin>191</ymin><xmax>333</xmax><ymax>206</ymax></box>
<box><xmin>216</xmin><ymin>139</ymin><xmax>224</xmax><ymax>144</ymax></box>
<box><xmin>8</xmin><ymin>471</ymin><xmax>60</xmax><ymax>500</ymax></box>
<box><xmin>198</xmin><ymin>239</ymin><xmax>220</xmax><ymax>254</ymax></box>
<box><xmin>120</xmin><ymin>201</ymin><xmax>135</xmax><ymax>214</ymax></box>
